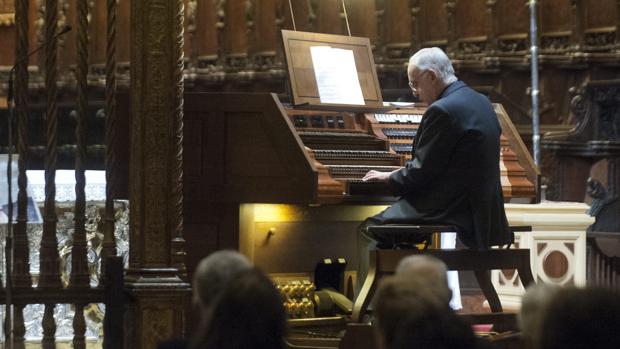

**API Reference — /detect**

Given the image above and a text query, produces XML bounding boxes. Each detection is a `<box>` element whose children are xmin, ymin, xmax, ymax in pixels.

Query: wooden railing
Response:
<box><xmin>4</xmin><ymin>0</ymin><xmax>123</xmax><ymax>347</ymax></box>
<box><xmin>0</xmin><ymin>257</ymin><xmax>126</xmax><ymax>349</ymax></box>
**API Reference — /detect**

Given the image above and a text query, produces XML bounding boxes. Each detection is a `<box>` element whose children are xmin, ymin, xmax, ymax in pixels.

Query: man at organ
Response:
<box><xmin>357</xmin><ymin>47</ymin><xmax>512</xmax><ymax>288</ymax></box>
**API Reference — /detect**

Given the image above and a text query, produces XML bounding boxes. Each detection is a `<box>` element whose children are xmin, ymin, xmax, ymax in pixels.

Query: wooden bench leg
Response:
<box><xmin>474</xmin><ymin>270</ymin><xmax>503</xmax><ymax>313</ymax></box>
<box><xmin>351</xmin><ymin>253</ymin><xmax>379</xmax><ymax>323</ymax></box>
<box><xmin>517</xmin><ymin>254</ymin><xmax>535</xmax><ymax>288</ymax></box>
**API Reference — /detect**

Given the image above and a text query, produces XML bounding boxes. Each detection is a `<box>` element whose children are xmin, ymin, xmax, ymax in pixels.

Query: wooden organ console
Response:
<box><xmin>183</xmin><ymin>91</ymin><xmax>539</xmax><ymax>274</ymax></box>
<box><xmin>180</xmin><ymin>31</ymin><xmax>540</xmax><ymax>343</ymax></box>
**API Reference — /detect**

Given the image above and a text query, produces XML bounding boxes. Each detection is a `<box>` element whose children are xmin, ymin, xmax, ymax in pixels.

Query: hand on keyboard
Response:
<box><xmin>362</xmin><ymin>170</ymin><xmax>391</xmax><ymax>183</ymax></box>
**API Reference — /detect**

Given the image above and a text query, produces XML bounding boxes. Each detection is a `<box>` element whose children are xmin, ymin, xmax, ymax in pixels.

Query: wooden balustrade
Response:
<box><xmin>0</xmin><ymin>256</ymin><xmax>126</xmax><ymax>348</ymax></box>
<box><xmin>4</xmin><ymin>0</ymin><xmax>123</xmax><ymax>346</ymax></box>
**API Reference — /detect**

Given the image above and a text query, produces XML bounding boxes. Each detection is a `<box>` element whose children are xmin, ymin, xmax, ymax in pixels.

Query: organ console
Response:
<box><xmin>180</xmin><ymin>31</ymin><xmax>540</xmax><ymax>343</ymax></box>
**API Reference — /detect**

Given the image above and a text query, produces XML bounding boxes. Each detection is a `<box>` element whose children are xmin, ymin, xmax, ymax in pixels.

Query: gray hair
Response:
<box><xmin>193</xmin><ymin>250</ymin><xmax>252</xmax><ymax>309</ymax></box>
<box><xmin>409</xmin><ymin>47</ymin><xmax>457</xmax><ymax>85</ymax></box>
<box><xmin>394</xmin><ymin>255</ymin><xmax>452</xmax><ymax>306</ymax></box>
<box><xmin>518</xmin><ymin>283</ymin><xmax>562</xmax><ymax>344</ymax></box>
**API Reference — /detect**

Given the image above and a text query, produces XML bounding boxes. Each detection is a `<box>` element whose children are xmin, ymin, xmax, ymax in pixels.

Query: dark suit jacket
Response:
<box><xmin>370</xmin><ymin>80</ymin><xmax>511</xmax><ymax>249</ymax></box>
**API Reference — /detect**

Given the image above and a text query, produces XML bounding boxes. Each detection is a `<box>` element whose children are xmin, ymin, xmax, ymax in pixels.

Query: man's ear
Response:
<box><xmin>428</xmin><ymin>70</ymin><xmax>437</xmax><ymax>81</ymax></box>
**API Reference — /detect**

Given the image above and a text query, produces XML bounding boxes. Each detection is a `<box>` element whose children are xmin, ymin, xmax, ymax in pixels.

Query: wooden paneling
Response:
<box><xmin>417</xmin><ymin>0</ymin><xmax>448</xmax><ymax>46</ymax></box>
<box><xmin>117</xmin><ymin>0</ymin><xmax>130</xmax><ymax>63</ymax></box>
<box><xmin>61</xmin><ymin>0</ymin><xmax>78</xmax><ymax>71</ymax></box>
<box><xmin>497</xmin><ymin>0</ymin><xmax>528</xmax><ymax>36</ymax></box>
<box><xmin>0</xmin><ymin>0</ymin><xmax>15</xmax><ymax>66</ymax></box>
<box><xmin>195</xmin><ymin>0</ymin><xmax>219</xmax><ymax>60</ymax></box>
<box><xmin>541</xmin><ymin>0</ymin><xmax>572</xmax><ymax>33</ymax></box>
<box><xmin>315</xmin><ymin>0</ymin><xmax>342</xmax><ymax>35</ymax></box>
<box><xmin>0</xmin><ymin>0</ymin><xmax>14</xmax><ymax>13</ymax></box>
<box><xmin>345</xmin><ymin>0</ymin><xmax>378</xmax><ymax>44</ymax></box>
<box><xmin>282</xmin><ymin>0</ymin><xmax>312</xmax><ymax>32</ymax></box>
<box><xmin>224</xmin><ymin>0</ymin><xmax>247</xmax><ymax>56</ymax></box>
<box><xmin>0</xmin><ymin>26</ymin><xmax>15</xmax><ymax>65</ymax></box>
<box><xmin>382</xmin><ymin>0</ymin><xmax>410</xmax><ymax>46</ymax></box>
<box><xmin>585</xmin><ymin>0</ymin><xmax>616</xmax><ymax>29</ymax></box>
<box><xmin>252</xmin><ymin>0</ymin><xmax>278</xmax><ymax>54</ymax></box>
<box><xmin>4</xmin><ymin>0</ymin><xmax>620</xmax><ymax>206</ymax></box>
<box><xmin>455</xmin><ymin>0</ymin><xmax>486</xmax><ymax>39</ymax></box>
<box><xmin>89</xmin><ymin>0</ymin><xmax>106</xmax><ymax>65</ymax></box>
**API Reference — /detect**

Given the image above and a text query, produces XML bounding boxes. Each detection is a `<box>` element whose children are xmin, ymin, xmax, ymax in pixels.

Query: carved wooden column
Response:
<box><xmin>570</xmin><ymin>0</ymin><xmax>584</xmax><ymax>51</ymax></box>
<box><xmin>224</xmin><ymin>0</ymin><xmax>248</xmax><ymax>71</ymax></box>
<box><xmin>14</xmin><ymin>0</ymin><xmax>32</xmax><ymax>347</ymax></box>
<box><xmin>315</xmin><ymin>0</ymin><xmax>342</xmax><ymax>35</ymax></box>
<box><xmin>127</xmin><ymin>0</ymin><xmax>190</xmax><ymax>348</ymax></box>
<box><xmin>485</xmin><ymin>0</ymin><xmax>498</xmax><ymax>54</ymax></box>
<box><xmin>279</xmin><ymin>0</ymin><xmax>311</xmax><ymax>31</ymax></box>
<box><xmin>251</xmin><ymin>0</ymin><xmax>278</xmax><ymax>70</ymax></box>
<box><xmin>445</xmin><ymin>0</ymin><xmax>457</xmax><ymax>55</ymax></box>
<box><xmin>117</xmin><ymin>0</ymin><xmax>131</xmax><ymax>80</ymax></box>
<box><xmin>411</xmin><ymin>0</ymin><xmax>421</xmax><ymax>52</ymax></box>
<box><xmin>195</xmin><ymin>0</ymin><xmax>220</xmax><ymax>74</ymax></box>
<box><xmin>41</xmin><ymin>1</ymin><xmax>63</xmax><ymax>348</ymax></box>
<box><xmin>617</xmin><ymin>0</ymin><xmax>620</xmax><ymax>49</ymax></box>
<box><xmin>90</xmin><ymin>0</ymin><xmax>106</xmax><ymax>71</ymax></box>
<box><xmin>345</xmin><ymin>0</ymin><xmax>377</xmax><ymax>43</ymax></box>
<box><xmin>383</xmin><ymin>0</ymin><xmax>411</xmax><ymax>62</ymax></box>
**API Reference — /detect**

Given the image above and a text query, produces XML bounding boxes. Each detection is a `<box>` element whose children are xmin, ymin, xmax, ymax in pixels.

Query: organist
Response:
<box><xmin>357</xmin><ymin>47</ymin><xmax>512</xmax><ymax>290</ymax></box>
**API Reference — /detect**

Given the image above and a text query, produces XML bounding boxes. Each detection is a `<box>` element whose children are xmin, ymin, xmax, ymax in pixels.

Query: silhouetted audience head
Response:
<box><xmin>373</xmin><ymin>274</ymin><xmax>451</xmax><ymax>349</ymax></box>
<box><xmin>391</xmin><ymin>310</ymin><xmax>478</xmax><ymax>349</ymax></box>
<box><xmin>395</xmin><ymin>254</ymin><xmax>452</xmax><ymax>307</ymax></box>
<box><xmin>192</xmin><ymin>250</ymin><xmax>252</xmax><ymax>310</ymax></box>
<box><xmin>157</xmin><ymin>251</ymin><xmax>254</xmax><ymax>349</ymax></box>
<box><xmin>534</xmin><ymin>286</ymin><xmax>620</xmax><ymax>349</ymax></box>
<box><xmin>518</xmin><ymin>283</ymin><xmax>562</xmax><ymax>346</ymax></box>
<box><xmin>190</xmin><ymin>267</ymin><xmax>287</xmax><ymax>349</ymax></box>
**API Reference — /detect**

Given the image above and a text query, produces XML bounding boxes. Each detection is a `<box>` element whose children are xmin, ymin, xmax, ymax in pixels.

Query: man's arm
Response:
<box><xmin>388</xmin><ymin>106</ymin><xmax>462</xmax><ymax>196</ymax></box>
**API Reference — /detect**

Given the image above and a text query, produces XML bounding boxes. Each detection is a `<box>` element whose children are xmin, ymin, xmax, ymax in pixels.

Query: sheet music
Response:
<box><xmin>310</xmin><ymin>46</ymin><xmax>365</xmax><ymax>105</ymax></box>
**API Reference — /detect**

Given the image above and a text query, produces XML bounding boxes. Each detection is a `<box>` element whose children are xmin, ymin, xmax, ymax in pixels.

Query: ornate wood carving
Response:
<box><xmin>13</xmin><ymin>0</ymin><xmax>33</xmax><ymax>290</ymax></box>
<box><xmin>128</xmin><ymin>0</ymin><xmax>190</xmax><ymax>344</ymax></box>
<box><xmin>101</xmin><ymin>0</ymin><xmax>118</xmax><ymax>286</ymax></box>
<box><xmin>70</xmin><ymin>0</ymin><xmax>90</xmax><ymax>289</ymax></box>
<box><xmin>382</xmin><ymin>0</ymin><xmax>411</xmax><ymax>60</ymax></box>
<box><xmin>410</xmin><ymin>0</ymin><xmax>421</xmax><ymax>52</ymax></box>
<box><xmin>495</xmin><ymin>0</ymin><xmax>529</xmax><ymax>57</ymax></box>
<box><xmin>40</xmin><ymin>0</ymin><xmax>63</xmax><ymax>290</ymax></box>
<box><xmin>224</xmin><ymin>0</ymin><xmax>248</xmax><ymax>70</ymax></box>
<box><xmin>172</xmin><ymin>0</ymin><xmax>188</xmax><ymax>280</ymax></box>
<box><xmin>72</xmin><ymin>304</ymin><xmax>86</xmax><ymax>349</ymax></box>
<box><xmin>41</xmin><ymin>304</ymin><xmax>57</xmax><ymax>349</ymax></box>
<box><xmin>315</xmin><ymin>0</ymin><xmax>341</xmax><ymax>35</ymax></box>
<box><xmin>13</xmin><ymin>3</ymin><xmax>31</xmax><ymax>347</ymax></box>
<box><xmin>540</xmin><ymin>0</ymin><xmax>573</xmax><ymax>54</ymax></box>
<box><xmin>570</xmin><ymin>0</ymin><xmax>584</xmax><ymax>51</ymax></box>
<box><xmin>195</xmin><ymin>0</ymin><xmax>220</xmax><ymax>72</ymax></box>
<box><xmin>454</xmin><ymin>0</ymin><xmax>487</xmax><ymax>57</ymax></box>
<box><xmin>445</xmin><ymin>0</ymin><xmax>456</xmax><ymax>54</ymax></box>
<box><xmin>116</xmin><ymin>0</ymin><xmax>130</xmax><ymax>65</ymax></box>
<box><xmin>346</xmin><ymin>0</ymin><xmax>378</xmax><ymax>45</ymax></box>
<box><xmin>14</xmin><ymin>304</ymin><xmax>26</xmax><ymax>349</ymax></box>
<box><xmin>250</xmin><ymin>0</ymin><xmax>277</xmax><ymax>71</ymax></box>
<box><xmin>485</xmin><ymin>0</ymin><xmax>498</xmax><ymax>54</ymax></box>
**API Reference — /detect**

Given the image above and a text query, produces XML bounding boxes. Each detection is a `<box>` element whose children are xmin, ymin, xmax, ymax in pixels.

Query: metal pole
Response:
<box><xmin>288</xmin><ymin>0</ymin><xmax>297</xmax><ymax>31</ymax></box>
<box><xmin>341</xmin><ymin>0</ymin><xmax>351</xmax><ymax>36</ymax></box>
<box><xmin>529</xmin><ymin>0</ymin><xmax>541</xmax><ymax>167</ymax></box>
<box><xmin>5</xmin><ymin>69</ymin><xmax>15</xmax><ymax>349</ymax></box>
